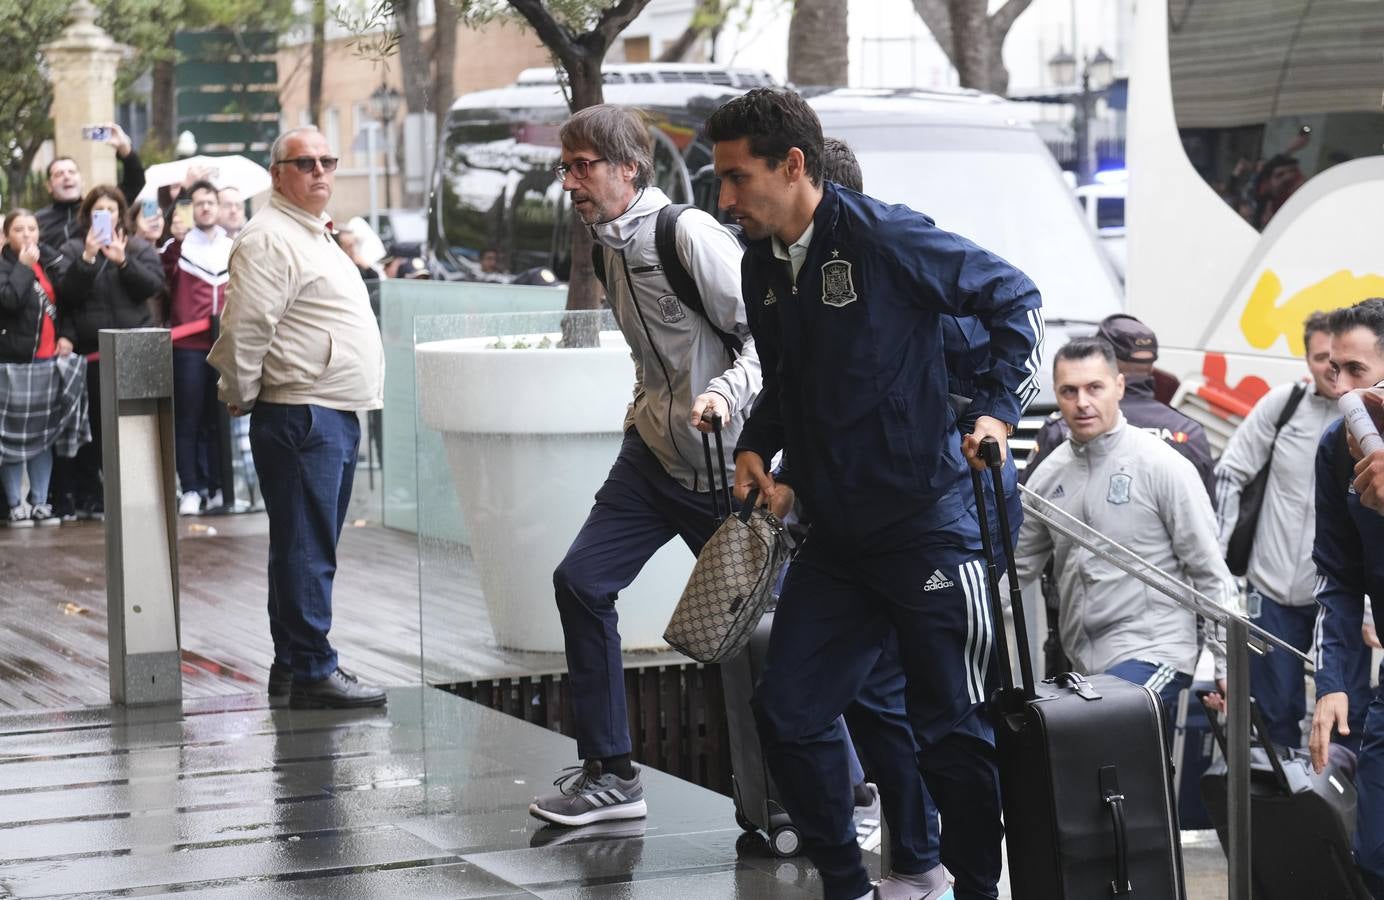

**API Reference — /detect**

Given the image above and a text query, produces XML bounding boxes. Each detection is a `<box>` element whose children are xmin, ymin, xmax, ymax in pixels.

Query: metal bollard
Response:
<box><xmin>100</xmin><ymin>328</ymin><xmax>181</xmax><ymax>705</ymax></box>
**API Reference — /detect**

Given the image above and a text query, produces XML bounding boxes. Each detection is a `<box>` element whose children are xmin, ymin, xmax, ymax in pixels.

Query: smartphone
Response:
<box><xmin>141</xmin><ymin>199</ymin><xmax>158</xmax><ymax>219</ymax></box>
<box><xmin>173</xmin><ymin>199</ymin><xmax>194</xmax><ymax>232</ymax></box>
<box><xmin>91</xmin><ymin>209</ymin><xmax>113</xmax><ymax>246</ymax></box>
<box><xmin>81</xmin><ymin>125</ymin><xmax>111</xmax><ymax>142</ymax></box>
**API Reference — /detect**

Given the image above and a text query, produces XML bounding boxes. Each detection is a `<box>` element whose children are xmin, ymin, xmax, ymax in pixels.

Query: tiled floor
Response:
<box><xmin>0</xmin><ymin>687</ymin><xmax>838</xmax><ymax>899</ymax></box>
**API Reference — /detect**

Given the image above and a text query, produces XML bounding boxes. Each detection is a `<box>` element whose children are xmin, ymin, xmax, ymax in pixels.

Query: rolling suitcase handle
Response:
<box><xmin>971</xmin><ymin>437</ymin><xmax>1037</xmax><ymax>698</ymax></box>
<box><xmin>1100</xmin><ymin>765</ymin><xmax>1135</xmax><ymax>898</ymax></box>
<box><xmin>699</xmin><ymin>412</ymin><xmax>734</xmax><ymax>521</ymax></box>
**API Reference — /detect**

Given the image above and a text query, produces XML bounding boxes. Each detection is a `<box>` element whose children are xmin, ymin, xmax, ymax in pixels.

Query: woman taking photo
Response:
<box><xmin>54</xmin><ymin>186</ymin><xmax>164</xmax><ymax>520</ymax></box>
<box><xmin>0</xmin><ymin>209</ymin><xmax>76</xmax><ymax>527</ymax></box>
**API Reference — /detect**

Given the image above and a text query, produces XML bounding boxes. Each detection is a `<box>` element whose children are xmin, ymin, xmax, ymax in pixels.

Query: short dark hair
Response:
<box><xmin>186</xmin><ymin>179</ymin><xmax>218</xmax><ymax>200</ymax></box>
<box><xmin>78</xmin><ymin>184</ymin><xmax>129</xmax><ymax>234</ymax></box>
<box><xmin>559</xmin><ymin>105</ymin><xmax>655</xmax><ymax>190</ymax></box>
<box><xmin>1327</xmin><ymin>298</ymin><xmax>1384</xmax><ymax>350</ymax></box>
<box><xmin>47</xmin><ymin>156</ymin><xmax>77</xmax><ymax>179</ymax></box>
<box><xmin>705</xmin><ymin>88</ymin><xmax>824</xmax><ymax>186</ymax></box>
<box><xmin>822</xmin><ymin>137</ymin><xmax>862</xmax><ymax>192</ymax></box>
<box><xmin>1053</xmin><ymin>335</ymin><xmax>1118</xmax><ymax>377</ymax></box>
<box><xmin>1303</xmin><ymin>310</ymin><xmax>1332</xmax><ymax>352</ymax></box>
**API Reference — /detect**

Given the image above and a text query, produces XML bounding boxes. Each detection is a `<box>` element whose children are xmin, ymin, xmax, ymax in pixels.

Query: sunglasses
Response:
<box><xmin>276</xmin><ymin>156</ymin><xmax>340</xmax><ymax>173</ymax></box>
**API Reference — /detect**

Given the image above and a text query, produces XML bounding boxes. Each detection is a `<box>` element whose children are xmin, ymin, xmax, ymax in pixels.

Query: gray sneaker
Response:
<box><xmin>6</xmin><ymin>505</ymin><xmax>33</xmax><ymax>528</ymax></box>
<box><xmin>529</xmin><ymin>761</ymin><xmax>647</xmax><ymax>827</ymax></box>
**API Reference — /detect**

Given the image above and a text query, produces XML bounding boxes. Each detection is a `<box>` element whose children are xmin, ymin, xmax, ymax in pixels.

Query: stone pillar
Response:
<box><xmin>41</xmin><ymin>0</ymin><xmax>126</xmax><ymax>187</ymax></box>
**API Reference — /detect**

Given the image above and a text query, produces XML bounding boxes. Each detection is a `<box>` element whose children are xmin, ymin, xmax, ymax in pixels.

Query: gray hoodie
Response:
<box><xmin>593</xmin><ymin>188</ymin><xmax>760</xmax><ymax>491</ymax></box>
<box><xmin>1015</xmin><ymin>415</ymin><xmax>1238</xmax><ymax>676</ymax></box>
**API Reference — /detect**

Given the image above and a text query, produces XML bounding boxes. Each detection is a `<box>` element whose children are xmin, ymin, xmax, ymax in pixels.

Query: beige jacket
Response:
<box><xmin>209</xmin><ymin>193</ymin><xmax>383</xmax><ymax>411</ymax></box>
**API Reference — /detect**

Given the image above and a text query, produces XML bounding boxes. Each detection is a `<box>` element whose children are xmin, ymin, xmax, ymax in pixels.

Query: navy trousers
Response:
<box><xmin>1247</xmin><ymin>583</ymin><xmax>1372</xmax><ymax>752</ymax></box>
<box><xmin>249</xmin><ymin>403</ymin><xmax>359</xmax><ymax>681</ymax></box>
<box><xmin>173</xmin><ymin>348</ymin><xmax>223</xmax><ymax>496</ymax></box>
<box><xmin>753</xmin><ymin>512</ymin><xmax>1003</xmax><ymax>900</ymax></box>
<box><xmin>1355</xmin><ymin>669</ymin><xmax>1384</xmax><ymax>891</ymax></box>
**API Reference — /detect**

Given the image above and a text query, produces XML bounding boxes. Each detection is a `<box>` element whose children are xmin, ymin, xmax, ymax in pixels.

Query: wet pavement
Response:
<box><xmin>0</xmin><ymin>686</ymin><xmax>839</xmax><ymax>898</ymax></box>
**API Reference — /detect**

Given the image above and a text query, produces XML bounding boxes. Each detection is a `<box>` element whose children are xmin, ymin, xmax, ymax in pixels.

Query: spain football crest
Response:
<box><xmin>656</xmin><ymin>294</ymin><xmax>686</xmax><ymax>323</ymax></box>
<box><xmin>821</xmin><ymin>258</ymin><xmax>857</xmax><ymax>307</ymax></box>
<box><xmin>1107</xmin><ymin>472</ymin><xmax>1132</xmax><ymax>505</ymax></box>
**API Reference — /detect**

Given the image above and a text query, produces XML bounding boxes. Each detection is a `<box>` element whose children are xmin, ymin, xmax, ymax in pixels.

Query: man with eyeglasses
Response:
<box><xmin>528</xmin><ymin>104</ymin><xmax>760</xmax><ymax>829</ymax></box>
<box><xmin>208</xmin><ymin>128</ymin><xmax>386</xmax><ymax>710</ymax></box>
<box><xmin>161</xmin><ymin>178</ymin><xmax>234</xmax><ymax>516</ymax></box>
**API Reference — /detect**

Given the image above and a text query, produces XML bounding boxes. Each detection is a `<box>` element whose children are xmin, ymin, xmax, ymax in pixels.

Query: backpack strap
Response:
<box><xmin>590</xmin><ymin>241</ymin><xmax>607</xmax><ymax>290</ymax></box>
<box><xmin>1273</xmin><ymin>382</ymin><xmax>1307</xmax><ymax>433</ymax></box>
<box><xmin>1335</xmin><ymin>424</ymin><xmax>1356</xmax><ymax>494</ymax></box>
<box><xmin>655</xmin><ymin>204</ymin><xmax>743</xmax><ymax>359</ymax></box>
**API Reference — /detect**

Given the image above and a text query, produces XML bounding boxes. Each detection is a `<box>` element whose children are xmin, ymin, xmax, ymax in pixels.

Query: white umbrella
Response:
<box><xmin>136</xmin><ymin>155</ymin><xmax>272</xmax><ymax>202</ymax></box>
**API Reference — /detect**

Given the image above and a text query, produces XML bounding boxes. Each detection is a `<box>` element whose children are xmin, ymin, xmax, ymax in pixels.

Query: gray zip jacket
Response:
<box><xmin>1015</xmin><ymin>415</ymin><xmax>1239</xmax><ymax>676</ymax></box>
<box><xmin>1214</xmin><ymin>381</ymin><xmax>1338</xmax><ymax>606</ymax></box>
<box><xmin>593</xmin><ymin>188</ymin><xmax>760</xmax><ymax>491</ymax></box>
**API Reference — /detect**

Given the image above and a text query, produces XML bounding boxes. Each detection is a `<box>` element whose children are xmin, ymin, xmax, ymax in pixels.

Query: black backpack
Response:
<box><xmin>1225</xmin><ymin>382</ymin><xmax>1307</xmax><ymax>575</ymax></box>
<box><xmin>590</xmin><ymin>203</ymin><xmax>744</xmax><ymax>360</ymax></box>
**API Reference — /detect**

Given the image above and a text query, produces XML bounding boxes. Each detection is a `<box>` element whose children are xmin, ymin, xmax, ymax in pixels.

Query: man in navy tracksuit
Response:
<box><xmin>708</xmin><ymin>89</ymin><xmax>1043</xmax><ymax>900</ymax></box>
<box><xmin>1310</xmin><ymin>298</ymin><xmax>1384</xmax><ymax>894</ymax></box>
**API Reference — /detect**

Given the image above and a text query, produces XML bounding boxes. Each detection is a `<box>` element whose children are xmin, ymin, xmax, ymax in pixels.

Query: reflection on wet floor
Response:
<box><xmin>0</xmin><ymin>687</ymin><xmax>836</xmax><ymax>898</ymax></box>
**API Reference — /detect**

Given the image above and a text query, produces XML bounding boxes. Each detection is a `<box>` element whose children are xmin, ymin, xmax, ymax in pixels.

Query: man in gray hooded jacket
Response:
<box><xmin>529</xmin><ymin>104</ymin><xmax>761</xmax><ymax>828</ymax></box>
<box><xmin>1015</xmin><ymin>336</ymin><xmax>1238</xmax><ymax>714</ymax></box>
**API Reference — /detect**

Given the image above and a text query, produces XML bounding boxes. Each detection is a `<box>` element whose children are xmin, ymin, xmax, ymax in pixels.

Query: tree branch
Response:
<box><xmin>592</xmin><ymin>0</ymin><xmax>656</xmax><ymax>52</ymax></box>
<box><xmin>988</xmin><ymin>0</ymin><xmax>1034</xmax><ymax>39</ymax></box>
<box><xmin>909</xmin><ymin>0</ymin><xmax>953</xmax><ymax>64</ymax></box>
<box><xmin>506</xmin><ymin>0</ymin><xmax>580</xmax><ymax>68</ymax></box>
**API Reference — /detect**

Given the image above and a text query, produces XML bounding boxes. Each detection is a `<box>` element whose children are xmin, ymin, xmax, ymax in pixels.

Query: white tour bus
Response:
<box><xmin>1125</xmin><ymin>0</ymin><xmax>1384</xmax><ymax>446</ymax></box>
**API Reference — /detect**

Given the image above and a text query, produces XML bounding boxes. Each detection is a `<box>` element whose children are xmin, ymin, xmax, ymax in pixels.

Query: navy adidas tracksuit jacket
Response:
<box><xmin>735</xmin><ymin>182</ymin><xmax>1043</xmax><ymax>547</ymax></box>
<box><xmin>1314</xmin><ymin>419</ymin><xmax>1384</xmax><ymax>888</ymax></box>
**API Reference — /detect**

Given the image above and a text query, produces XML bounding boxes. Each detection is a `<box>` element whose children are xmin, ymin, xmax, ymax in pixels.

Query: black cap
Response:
<box><xmin>1098</xmin><ymin>314</ymin><xmax>1158</xmax><ymax>363</ymax></box>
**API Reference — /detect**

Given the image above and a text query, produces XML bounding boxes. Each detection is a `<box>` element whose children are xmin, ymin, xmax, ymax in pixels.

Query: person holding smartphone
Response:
<box><xmin>0</xmin><ymin>208</ymin><xmax>77</xmax><ymax>527</ymax></box>
<box><xmin>56</xmin><ymin>186</ymin><xmax>165</xmax><ymax>520</ymax></box>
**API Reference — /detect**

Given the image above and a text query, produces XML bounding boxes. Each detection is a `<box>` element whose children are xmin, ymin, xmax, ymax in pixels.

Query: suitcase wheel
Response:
<box><xmin>735</xmin><ymin>810</ymin><xmax>757</xmax><ymax>833</ymax></box>
<box><xmin>769</xmin><ymin>824</ymin><xmax>802</xmax><ymax>858</ymax></box>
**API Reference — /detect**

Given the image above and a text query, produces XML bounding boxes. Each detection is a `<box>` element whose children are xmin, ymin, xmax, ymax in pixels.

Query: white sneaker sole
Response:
<box><xmin>528</xmin><ymin>798</ymin><xmax>647</xmax><ymax>827</ymax></box>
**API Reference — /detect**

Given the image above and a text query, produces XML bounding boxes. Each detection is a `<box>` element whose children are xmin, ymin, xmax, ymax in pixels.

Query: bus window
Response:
<box><xmin>1167</xmin><ymin>0</ymin><xmax>1384</xmax><ymax>231</ymax></box>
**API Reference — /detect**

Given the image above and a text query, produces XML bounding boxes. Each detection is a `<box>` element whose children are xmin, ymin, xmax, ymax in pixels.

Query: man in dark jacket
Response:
<box><xmin>58</xmin><ymin>196</ymin><xmax>164</xmax><ymax>519</ymax></box>
<box><xmin>1310</xmin><ymin>298</ymin><xmax>1384</xmax><ymax>895</ymax></box>
<box><xmin>709</xmin><ymin>88</ymin><xmax>1043</xmax><ymax>900</ymax></box>
<box><xmin>36</xmin><ymin>124</ymin><xmax>146</xmax><ymax>252</ymax></box>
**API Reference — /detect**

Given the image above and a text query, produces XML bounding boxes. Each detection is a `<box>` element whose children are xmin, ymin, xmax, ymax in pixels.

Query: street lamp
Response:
<box><xmin>1048</xmin><ymin>47</ymin><xmax>1116</xmax><ymax>185</ymax></box>
<box><xmin>369</xmin><ymin>83</ymin><xmax>402</xmax><ymax>213</ymax></box>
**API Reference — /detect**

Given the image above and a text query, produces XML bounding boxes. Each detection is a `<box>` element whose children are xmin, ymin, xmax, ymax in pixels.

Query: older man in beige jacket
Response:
<box><xmin>208</xmin><ymin>127</ymin><xmax>386</xmax><ymax>709</ymax></box>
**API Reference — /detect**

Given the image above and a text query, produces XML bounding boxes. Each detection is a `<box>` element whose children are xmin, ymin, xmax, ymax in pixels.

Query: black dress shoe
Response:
<box><xmin>289</xmin><ymin>668</ymin><xmax>387</xmax><ymax>709</ymax></box>
<box><xmin>268</xmin><ymin>663</ymin><xmax>292</xmax><ymax>698</ymax></box>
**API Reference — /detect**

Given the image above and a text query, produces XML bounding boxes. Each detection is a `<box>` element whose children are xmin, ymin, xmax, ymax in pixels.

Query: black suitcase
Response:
<box><xmin>1199</xmin><ymin>695</ymin><xmax>1369</xmax><ymax>899</ymax></box>
<box><xmin>972</xmin><ymin>439</ymin><xmax>1186</xmax><ymax>899</ymax></box>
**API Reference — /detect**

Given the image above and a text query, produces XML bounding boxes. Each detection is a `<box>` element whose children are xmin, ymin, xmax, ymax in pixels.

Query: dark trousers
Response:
<box><xmin>845</xmin><ymin>633</ymin><xmax>941</xmax><ymax>876</ymax></box>
<box><xmin>1356</xmin><ymin>670</ymin><xmax>1384</xmax><ymax>890</ymax></box>
<box><xmin>249</xmin><ymin>403</ymin><xmax>359</xmax><ymax>681</ymax></box>
<box><xmin>753</xmin><ymin>516</ymin><xmax>1003</xmax><ymax>900</ymax></box>
<box><xmin>1247</xmin><ymin>583</ymin><xmax>1372</xmax><ymax>752</ymax></box>
<box><xmin>173</xmin><ymin>348</ymin><xmax>223</xmax><ymax>496</ymax></box>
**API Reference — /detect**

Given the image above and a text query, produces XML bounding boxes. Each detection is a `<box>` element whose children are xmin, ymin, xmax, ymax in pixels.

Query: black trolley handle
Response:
<box><xmin>1100</xmin><ymin>765</ymin><xmax>1134</xmax><ymax>898</ymax></box>
<box><xmin>700</xmin><ymin>412</ymin><xmax>733</xmax><ymax>521</ymax></box>
<box><xmin>976</xmin><ymin>437</ymin><xmax>1038</xmax><ymax>697</ymax></box>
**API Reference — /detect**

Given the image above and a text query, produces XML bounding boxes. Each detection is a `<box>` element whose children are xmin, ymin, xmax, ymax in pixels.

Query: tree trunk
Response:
<box><xmin>150</xmin><ymin>35</ymin><xmax>176</xmax><ymax>147</ymax></box>
<box><xmin>912</xmin><ymin>0</ymin><xmax>1033</xmax><ymax>94</ymax></box>
<box><xmin>432</xmin><ymin>0</ymin><xmax>458</xmax><ymax>135</ymax></box>
<box><xmin>561</xmin><ymin>48</ymin><xmax>606</xmax><ymax>312</ymax></box>
<box><xmin>787</xmin><ymin>0</ymin><xmax>848</xmax><ymax>87</ymax></box>
<box><xmin>392</xmin><ymin>0</ymin><xmax>430</xmax><ymax>116</ymax></box>
<box><xmin>657</xmin><ymin>0</ymin><xmax>722</xmax><ymax>62</ymax></box>
<box><xmin>309</xmin><ymin>0</ymin><xmax>326</xmax><ymax>125</ymax></box>
<box><xmin>946</xmin><ymin>0</ymin><xmax>990</xmax><ymax>90</ymax></box>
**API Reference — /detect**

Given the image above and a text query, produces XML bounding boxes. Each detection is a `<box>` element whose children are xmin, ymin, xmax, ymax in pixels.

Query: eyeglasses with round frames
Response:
<box><xmin>554</xmin><ymin>158</ymin><xmax>607</xmax><ymax>181</ymax></box>
<box><xmin>276</xmin><ymin>156</ymin><xmax>340</xmax><ymax>173</ymax></box>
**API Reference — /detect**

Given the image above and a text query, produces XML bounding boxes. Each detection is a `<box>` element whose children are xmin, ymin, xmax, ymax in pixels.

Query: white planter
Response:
<box><xmin>416</xmin><ymin>331</ymin><xmax>695</xmax><ymax>652</ymax></box>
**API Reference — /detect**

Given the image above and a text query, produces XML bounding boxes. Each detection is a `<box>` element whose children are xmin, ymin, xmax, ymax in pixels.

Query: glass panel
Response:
<box><xmin>1168</xmin><ymin>0</ymin><xmax>1384</xmax><ymax>229</ymax></box>
<box><xmin>414</xmin><ymin>310</ymin><xmax>695</xmax><ymax>686</ymax></box>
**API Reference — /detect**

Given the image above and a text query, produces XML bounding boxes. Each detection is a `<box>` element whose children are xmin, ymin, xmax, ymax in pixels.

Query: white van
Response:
<box><xmin>430</xmin><ymin>67</ymin><xmax>1125</xmax><ymax>451</ymax></box>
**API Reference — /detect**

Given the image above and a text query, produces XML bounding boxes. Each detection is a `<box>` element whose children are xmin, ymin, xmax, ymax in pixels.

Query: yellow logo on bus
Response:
<box><xmin>1242</xmin><ymin>269</ymin><xmax>1384</xmax><ymax>355</ymax></box>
